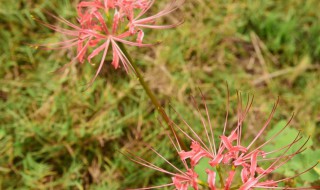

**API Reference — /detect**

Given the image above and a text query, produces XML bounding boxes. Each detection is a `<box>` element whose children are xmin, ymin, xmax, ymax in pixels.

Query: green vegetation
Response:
<box><xmin>0</xmin><ymin>0</ymin><xmax>319</xmax><ymax>189</ymax></box>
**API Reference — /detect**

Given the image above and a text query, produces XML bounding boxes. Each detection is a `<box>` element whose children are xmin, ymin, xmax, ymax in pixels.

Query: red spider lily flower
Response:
<box><xmin>125</xmin><ymin>91</ymin><xmax>320</xmax><ymax>190</ymax></box>
<box><xmin>37</xmin><ymin>0</ymin><xmax>183</xmax><ymax>85</ymax></box>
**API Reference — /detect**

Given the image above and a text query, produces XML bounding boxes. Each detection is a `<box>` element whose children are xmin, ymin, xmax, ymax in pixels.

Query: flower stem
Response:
<box><xmin>197</xmin><ymin>179</ymin><xmax>209</xmax><ymax>188</ymax></box>
<box><xmin>216</xmin><ymin>165</ymin><xmax>225</xmax><ymax>188</ymax></box>
<box><xmin>118</xmin><ymin>43</ymin><xmax>186</xmax><ymax>149</ymax></box>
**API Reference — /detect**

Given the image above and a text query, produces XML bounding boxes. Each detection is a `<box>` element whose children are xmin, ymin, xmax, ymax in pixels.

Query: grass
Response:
<box><xmin>0</xmin><ymin>0</ymin><xmax>319</xmax><ymax>189</ymax></box>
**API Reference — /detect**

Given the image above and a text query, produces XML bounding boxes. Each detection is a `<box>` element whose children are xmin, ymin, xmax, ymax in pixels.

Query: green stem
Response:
<box><xmin>118</xmin><ymin>43</ymin><xmax>186</xmax><ymax>150</ymax></box>
<box><xmin>216</xmin><ymin>165</ymin><xmax>225</xmax><ymax>188</ymax></box>
<box><xmin>197</xmin><ymin>179</ymin><xmax>209</xmax><ymax>188</ymax></box>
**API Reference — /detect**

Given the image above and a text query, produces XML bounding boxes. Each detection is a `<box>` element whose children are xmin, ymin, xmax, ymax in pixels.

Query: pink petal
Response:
<box><xmin>179</xmin><ymin>150</ymin><xmax>194</xmax><ymax>160</ymax></box>
<box><xmin>172</xmin><ymin>175</ymin><xmax>188</xmax><ymax>190</ymax></box>
<box><xmin>225</xmin><ymin>170</ymin><xmax>236</xmax><ymax>190</ymax></box>
<box><xmin>241</xmin><ymin>167</ymin><xmax>250</xmax><ymax>183</ymax></box>
<box><xmin>112</xmin><ymin>47</ymin><xmax>120</xmax><ymax>69</ymax></box>
<box><xmin>230</xmin><ymin>145</ymin><xmax>247</xmax><ymax>153</ymax></box>
<box><xmin>239</xmin><ymin>177</ymin><xmax>258</xmax><ymax>190</ymax></box>
<box><xmin>77</xmin><ymin>40</ymin><xmax>87</xmax><ymax>63</ymax></box>
<box><xmin>137</xmin><ymin>30</ymin><xmax>144</xmax><ymax>44</ymax></box>
<box><xmin>112</xmin><ymin>10</ymin><xmax>121</xmax><ymax>34</ymax></box>
<box><xmin>190</xmin><ymin>141</ymin><xmax>202</xmax><ymax>151</ymax></box>
<box><xmin>209</xmin><ymin>154</ymin><xmax>223</xmax><ymax>167</ymax></box>
<box><xmin>250</xmin><ymin>151</ymin><xmax>265</xmax><ymax>178</ymax></box>
<box><xmin>191</xmin><ymin>150</ymin><xmax>210</xmax><ymax>167</ymax></box>
<box><xmin>87</xmin><ymin>40</ymin><xmax>110</xmax><ymax>63</ymax></box>
<box><xmin>206</xmin><ymin>169</ymin><xmax>216</xmax><ymax>190</ymax></box>
<box><xmin>186</xmin><ymin>169</ymin><xmax>199</xmax><ymax>190</ymax></box>
<box><xmin>220</xmin><ymin>136</ymin><xmax>233</xmax><ymax>150</ymax></box>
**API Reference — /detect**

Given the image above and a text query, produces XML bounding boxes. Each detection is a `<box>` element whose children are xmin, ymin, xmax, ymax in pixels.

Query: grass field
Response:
<box><xmin>0</xmin><ymin>0</ymin><xmax>319</xmax><ymax>189</ymax></box>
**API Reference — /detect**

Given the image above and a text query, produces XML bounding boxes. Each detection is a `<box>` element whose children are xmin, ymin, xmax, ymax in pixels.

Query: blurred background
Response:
<box><xmin>0</xmin><ymin>0</ymin><xmax>319</xmax><ymax>189</ymax></box>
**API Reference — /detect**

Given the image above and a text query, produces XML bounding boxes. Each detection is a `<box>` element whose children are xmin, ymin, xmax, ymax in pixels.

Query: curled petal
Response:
<box><xmin>104</xmin><ymin>0</ymin><xmax>115</xmax><ymax>9</ymax></box>
<box><xmin>186</xmin><ymin>169</ymin><xmax>199</xmax><ymax>190</ymax></box>
<box><xmin>228</xmin><ymin>131</ymin><xmax>238</xmax><ymax>141</ymax></box>
<box><xmin>209</xmin><ymin>154</ymin><xmax>223</xmax><ymax>167</ymax></box>
<box><xmin>191</xmin><ymin>150</ymin><xmax>210</xmax><ymax>167</ymax></box>
<box><xmin>77</xmin><ymin>40</ymin><xmax>87</xmax><ymax>63</ymax></box>
<box><xmin>225</xmin><ymin>170</ymin><xmax>236</xmax><ymax>190</ymax></box>
<box><xmin>179</xmin><ymin>141</ymin><xmax>211</xmax><ymax>167</ymax></box>
<box><xmin>172</xmin><ymin>175</ymin><xmax>189</xmax><ymax>190</ymax></box>
<box><xmin>137</xmin><ymin>30</ymin><xmax>144</xmax><ymax>44</ymax></box>
<box><xmin>221</xmin><ymin>136</ymin><xmax>233</xmax><ymax>150</ymax></box>
<box><xmin>112</xmin><ymin>10</ymin><xmax>121</xmax><ymax>33</ymax></box>
<box><xmin>239</xmin><ymin>177</ymin><xmax>258</xmax><ymax>190</ymax></box>
<box><xmin>179</xmin><ymin>150</ymin><xmax>194</xmax><ymax>161</ymax></box>
<box><xmin>256</xmin><ymin>166</ymin><xmax>274</xmax><ymax>175</ymax></box>
<box><xmin>231</xmin><ymin>145</ymin><xmax>247</xmax><ymax>153</ymax></box>
<box><xmin>221</xmin><ymin>136</ymin><xmax>247</xmax><ymax>153</ymax></box>
<box><xmin>234</xmin><ymin>157</ymin><xmax>245</xmax><ymax>166</ymax></box>
<box><xmin>206</xmin><ymin>169</ymin><xmax>216</xmax><ymax>190</ymax></box>
<box><xmin>241</xmin><ymin>167</ymin><xmax>250</xmax><ymax>183</ymax></box>
<box><xmin>190</xmin><ymin>141</ymin><xmax>202</xmax><ymax>151</ymax></box>
<box><xmin>222</xmin><ymin>152</ymin><xmax>235</xmax><ymax>164</ymax></box>
<box><xmin>250</xmin><ymin>150</ymin><xmax>266</xmax><ymax>177</ymax></box>
<box><xmin>88</xmin><ymin>38</ymin><xmax>101</xmax><ymax>47</ymax></box>
<box><xmin>88</xmin><ymin>40</ymin><xmax>110</xmax><ymax>63</ymax></box>
<box><xmin>112</xmin><ymin>47</ymin><xmax>120</xmax><ymax>69</ymax></box>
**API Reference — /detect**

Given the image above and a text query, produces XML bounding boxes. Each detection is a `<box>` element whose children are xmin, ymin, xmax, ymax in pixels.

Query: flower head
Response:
<box><xmin>38</xmin><ymin>0</ymin><xmax>183</xmax><ymax>84</ymax></box>
<box><xmin>125</xmin><ymin>92</ymin><xmax>320</xmax><ymax>190</ymax></box>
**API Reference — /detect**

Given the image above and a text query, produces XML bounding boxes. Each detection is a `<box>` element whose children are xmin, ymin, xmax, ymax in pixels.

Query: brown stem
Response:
<box><xmin>118</xmin><ymin>43</ymin><xmax>186</xmax><ymax>150</ymax></box>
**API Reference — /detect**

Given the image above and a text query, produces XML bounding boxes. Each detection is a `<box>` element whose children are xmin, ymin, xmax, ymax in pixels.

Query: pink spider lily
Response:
<box><xmin>37</xmin><ymin>0</ymin><xmax>183</xmax><ymax>85</ymax></box>
<box><xmin>125</xmin><ymin>91</ymin><xmax>320</xmax><ymax>190</ymax></box>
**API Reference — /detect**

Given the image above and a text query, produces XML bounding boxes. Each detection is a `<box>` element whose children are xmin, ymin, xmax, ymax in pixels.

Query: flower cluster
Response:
<box><xmin>40</xmin><ymin>0</ymin><xmax>183</xmax><ymax>83</ymax></box>
<box><xmin>126</xmin><ymin>94</ymin><xmax>319</xmax><ymax>190</ymax></box>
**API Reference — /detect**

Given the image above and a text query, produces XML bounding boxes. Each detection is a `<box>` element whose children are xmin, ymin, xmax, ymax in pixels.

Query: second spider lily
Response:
<box><xmin>125</xmin><ymin>92</ymin><xmax>319</xmax><ymax>190</ymax></box>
